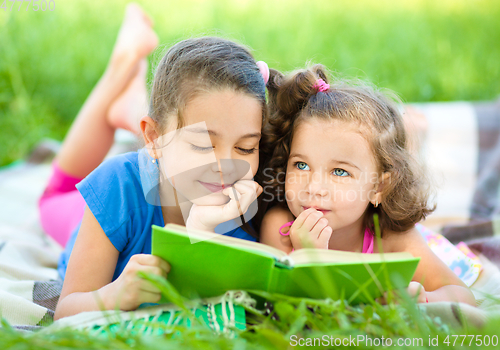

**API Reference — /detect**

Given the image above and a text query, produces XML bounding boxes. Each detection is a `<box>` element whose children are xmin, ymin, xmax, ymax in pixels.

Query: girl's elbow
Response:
<box><xmin>462</xmin><ymin>288</ymin><xmax>477</xmax><ymax>307</ymax></box>
<box><xmin>428</xmin><ymin>285</ymin><xmax>476</xmax><ymax>306</ymax></box>
<box><xmin>54</xmin><ymin>301</ymin><xmax>65</xmax><ymax>321</ymax></box>
<box><xmin>452</xmin><ymin>284</ymin><xmax>476</xmax><ymax>307</ymax></box>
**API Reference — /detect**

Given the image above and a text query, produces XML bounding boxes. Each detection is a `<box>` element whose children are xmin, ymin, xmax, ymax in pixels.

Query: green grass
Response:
<box><xmin>1</xmin><ymin>273</ymin><xmax>499</xmax><ymax>350</ymax></box>
<box><xmin>0</xmin><ymin>0</ymin><xmax>499</xmax><ymax>166</ymax></box>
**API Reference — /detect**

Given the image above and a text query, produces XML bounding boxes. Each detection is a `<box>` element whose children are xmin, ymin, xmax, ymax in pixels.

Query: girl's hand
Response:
<box><xmin>376</xmin><ymin>282</ymin><xmax>428</xmax><ymax>305</ymax></box>
<box><xmin>186</xmin><ymin>180</ymin><xmax>263</xmax><ymax>232</ymax></box>
<box><xmin>289</xmin><ymin>208</ymin><xmax>332</xmax><ymax>250</ymax></box>
<box><xmin>101</xmin><ymin>254</ymin><xmax>170</xmax><ymax>311</ymax></box>
<box><xmin>407</xmin><ymin>281</ymin><xmax>427</xmax><ymax>303</ymax></box>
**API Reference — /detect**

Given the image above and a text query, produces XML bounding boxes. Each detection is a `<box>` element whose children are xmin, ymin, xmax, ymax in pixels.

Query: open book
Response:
<box><xmin>151</xmin><ymin>224</ymin><xmax>420</xmax><ymax>304</ymax></box>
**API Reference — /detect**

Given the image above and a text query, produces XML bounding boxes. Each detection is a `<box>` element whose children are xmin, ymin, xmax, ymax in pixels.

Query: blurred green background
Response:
<box><xmin>0</xmin><ymin>0</ymin><xmax>499</xmax><ymax>167</ymax></box>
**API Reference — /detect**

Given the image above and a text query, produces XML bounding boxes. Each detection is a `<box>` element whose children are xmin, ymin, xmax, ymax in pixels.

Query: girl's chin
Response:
<box><xmin>191</xmin><ymin>192</ymin><xmax>230</xmax><ymax>206</ymax></box>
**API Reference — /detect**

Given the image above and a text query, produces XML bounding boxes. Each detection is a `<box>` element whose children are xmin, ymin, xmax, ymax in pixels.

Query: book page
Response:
<box><xmin>163</xmin><ymin>224</ymin><xmax>288</xmax><ymax>259</ymax></box>
<box><xmin>288</xmin><ymin>248</ymin><xmax>415</xmax><ymax>266</ymax></box>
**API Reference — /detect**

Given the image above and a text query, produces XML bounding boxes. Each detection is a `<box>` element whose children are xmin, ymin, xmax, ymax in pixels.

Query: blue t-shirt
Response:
<box><xmin>58</xmin><ymin>151</ymin><xmax>257</xmax><ymax>281</ymax></box>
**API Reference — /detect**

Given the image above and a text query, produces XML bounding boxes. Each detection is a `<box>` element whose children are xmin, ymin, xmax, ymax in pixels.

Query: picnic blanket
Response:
<box><xmin>2</xmin><ymin>103</ymin><xmax>500</xmax><ymax>331</ymax></box>
<box><xmin>420</xmin><ymin>98</ymin><xmax>500</xmax><ymax>243</ymax></box>
<box><xmin>0</xmin><ymin>162</ymin><xmax>62</xmax><ymax>330</ymax></box>
<box><xmin>0</xmin><ymin>130</ymin><xmax>136</xmax><ymax>330</ymax></box>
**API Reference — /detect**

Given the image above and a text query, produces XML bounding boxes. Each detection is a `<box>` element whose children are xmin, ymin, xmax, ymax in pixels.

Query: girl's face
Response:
<box><xmin>285</xmin><ymin>118</ymin><xmax>380</xmax><ymax>237</ymax></box>
<box><xmin>158</xmin><ymin>90</ymin><xmax>262</xmax><ymax>206</ymax></box>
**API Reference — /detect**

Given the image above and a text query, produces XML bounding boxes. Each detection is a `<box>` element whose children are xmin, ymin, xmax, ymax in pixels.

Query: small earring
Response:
<box><xmin>375</xmin><ymin>200</ymin><xmax>379</xmax><ymax>208</ymax></box>
<box><xmin>152</xmin><ymin>159</ymin><xmax>156</xmax><ymax>164</ymax></box>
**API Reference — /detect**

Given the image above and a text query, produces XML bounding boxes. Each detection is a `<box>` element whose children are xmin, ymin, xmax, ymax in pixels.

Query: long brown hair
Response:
<box><xmin>262</xmin><ymin>64</ymin><xmax>435</xmax><ymax>234</ymax></box>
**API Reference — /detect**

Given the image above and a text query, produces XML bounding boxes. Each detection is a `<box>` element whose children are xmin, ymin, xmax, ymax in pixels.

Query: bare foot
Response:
<box><xmin>110</xmin><ymin>3</ymin><xmax>159</xmax><ymax>69</ymax></box>
<box><xmin>108</xmin><ymin>59</ymin><xmax>148</xmax><ymax>134</ymax></box>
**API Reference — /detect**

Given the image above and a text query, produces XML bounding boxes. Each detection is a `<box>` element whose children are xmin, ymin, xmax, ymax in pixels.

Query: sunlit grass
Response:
<box><xmin>1</xmin><ymin>271</ymin><xmax>499</xmax><ymax>350</ymax></box>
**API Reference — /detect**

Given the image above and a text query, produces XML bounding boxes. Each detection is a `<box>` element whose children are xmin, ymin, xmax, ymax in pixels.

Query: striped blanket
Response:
<box><xmin>417</xmin><ymin>99</ymin><xmax>500</xmax><ymax>266</ymax></box>
<box><xmin>0</xmin><ymin>162</ymin><xmax>63</xmax><ymax>330</ymax></box>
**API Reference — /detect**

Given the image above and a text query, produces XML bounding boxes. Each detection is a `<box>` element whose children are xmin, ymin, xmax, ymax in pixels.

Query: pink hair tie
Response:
<box><xmin>313</xmin><ymin>78</ymin><xmax>330</xmax><ymax>93</ymax></box>
<box><xmin>256</xmin><ymin>61</ymin><xmax>269</xmax><ymax>85</ymax></box>
<box><xmin>279</xmin><ymin>221</ymin><xmax>294</xmax><ymax>236</ymax></box>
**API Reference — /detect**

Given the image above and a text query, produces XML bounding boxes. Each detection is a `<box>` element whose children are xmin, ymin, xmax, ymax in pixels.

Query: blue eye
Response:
<box><xmin>190</xmin><ymin>144</ymin><xmax>213</xmax><ymax>152</ymax></box>
<box><xmin>295</xmin><ymin>162</ymin><xmax>310</xmax><ymax>171</ymax></box>
<box><xmin>333</xmin><ymin>168</ymin><xmax>349</xmax><ymax>177</ymax></box>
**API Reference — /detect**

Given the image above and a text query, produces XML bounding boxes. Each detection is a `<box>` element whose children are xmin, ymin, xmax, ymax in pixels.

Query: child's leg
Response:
<box><xmin>108</xmin><ymin>58</ymin><xmax>149</xmax><ymax>133</ymax></box>
<box><xmin>56</xmin><ymin>3</ymin><xmax>158</xmax><ymax>178</ymax></box>
<box><xmin>39</xmin><ymin>4</ymin><xmax>157</xmax><ymax>246</ymax></box>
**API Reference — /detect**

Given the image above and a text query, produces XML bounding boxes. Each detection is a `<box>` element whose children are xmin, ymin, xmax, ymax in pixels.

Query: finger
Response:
<box><xmin>300</xmin><ymin>211</ymin><xmax>324</xmax><ymax>233</ymax></box>
<box><xmin>132</xmin><ymin>254</ymin><xmax>159</xmax><ymax>266</ymax></box>
<box><xmin>134</xmin><ymin>255</ymin><xmax>171</xmax><ymax>274</ymax></box>
<box><xmin>223</xmin><ymin>186</ymin><xmax>244</xmax><ymax>217</ymax></box>
<box><xmin>137</xmin><ymin>290</ymin><xmax>162</xmax><ymax>304</ymax></box>
<box><xmin>224</xmin><ymin>185</ymin><xmax>242</xmax><ymax>203</ymax></box>
<box><xmin>407</xmin><ymin>281</ymin><xmax>424</xmax><ymax>298</ymax></box>
<box><xmin>257</xmin><ymin>184</ymin><xmax>263</xmax><ymax>197</ymax></box>
<box><xmin>139</xmin><ymin>280</ymin><xmax>162</xmax><ymax>294</ymax></box>
<box><xmin>218</xmin><ymin>181</ymin><xmax>261</xmax><ymax>222</ymax></box>
<box><xmin>291</xmin><ymin>208</ymin><xmax>318</xmax><ymax>231</ymax></box>
<box><xmin>232</xmin><ymin>182</ymin><xmax>260</xmax><ymax>212</ymax></box>
<box><xmin>156</xmin><ymin>259</ymin><xmax>171</xmax><ymax>273</ymax></box>
<box><xmin>289</xmin><ymin>230</ymin><xmax>310</xmax><ymax>250</ymax></box>
<box><xmin>222</xmin><ymin>179</ymin><xmax>256</xmax><ymax>197</ymax></box>
<box><xmin>309</xmin><ymin>217</ymin><xmax>329</xmax><ymax>239</ymax></box>
<box><xmin>224</xmin><ymin>182</ymin><xmax>259</xmax><ymax>216</ymax></box>
<box><xmin>316</xmin><ymin>225</ymin><xmax>332</xmax><ymax>249</ymax></box>
<box><xmin>231</xmin><ymin>181</ymin><xmax>260</xmax><ymax>198</ymax></box>
<box><xmin>140</xmin><ymin>265</ymin><xmax>165</xmax><ymax>277</ymax></box>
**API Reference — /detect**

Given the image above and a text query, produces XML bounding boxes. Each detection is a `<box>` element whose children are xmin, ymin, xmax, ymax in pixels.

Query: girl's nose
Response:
<box><xmin>210</xmin><ymin>148</ymin><xmax>237</xmax><ymax>176</ymax></box>
<box><xmin>211</xmin><ymin>158</ymin><xmax>237</xmax><ymax>174</ymax></box>
<box><xmin>306</xmin><ymin>174</ymin><xmax>329</xmax><ymax>197</ymax></box>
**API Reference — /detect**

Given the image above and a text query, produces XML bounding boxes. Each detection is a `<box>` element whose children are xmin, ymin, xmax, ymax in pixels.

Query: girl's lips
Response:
<box><xmin>199</xmin><ymin>181</ymin><xmax>233</xmax><ymax>193</ymax></box>
<box><xmin>302</xmin><ymin>206</ymin><xmax>331</xmax><ymax>214</ymax></box>
<box><xmin>199</xmin><ymin>181</ymin><xmax>224</xmax><ymax>193</ymax></box>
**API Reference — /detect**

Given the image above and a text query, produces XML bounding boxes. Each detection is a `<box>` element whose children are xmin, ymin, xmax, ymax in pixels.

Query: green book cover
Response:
<box><xmin>151</xmin><ymin>224</ymin><xmax>420</xmax><ymax>304</ymax></box>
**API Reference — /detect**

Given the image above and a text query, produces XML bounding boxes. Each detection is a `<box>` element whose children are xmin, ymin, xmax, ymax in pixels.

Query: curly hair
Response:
<box><xmin>261</xmin><ymin>64</ymin><xmax>435</xmax><ymax>234</ymax></box>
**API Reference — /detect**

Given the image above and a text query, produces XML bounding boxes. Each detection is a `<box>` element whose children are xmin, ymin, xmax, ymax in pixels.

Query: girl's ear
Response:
<box><xmin>140</xmin><ymin>116</ymin><xmax>162</xmax><ymax>159</ymax></box>
<box><xmin>371</xmin><ymin>172</ymin><xmax>391</xmax><ymax>207</ymax></box>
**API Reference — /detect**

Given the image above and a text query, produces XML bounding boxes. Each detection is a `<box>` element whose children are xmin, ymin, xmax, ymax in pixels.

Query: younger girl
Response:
<box><xmin>260</xmin><ymin>65</ymin><xmax>476</xmax><ymax>306</ymax></box>
<box><xmin>51</xmin><ymin>5</ymin><xmax>267</xmax><ymax>319</ymax></box>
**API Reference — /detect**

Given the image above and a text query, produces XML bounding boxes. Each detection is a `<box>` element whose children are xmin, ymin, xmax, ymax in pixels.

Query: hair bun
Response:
<box><xmin>268</xmin><ymin>64</ymin><xmax>330</xmax><ymax>117</ymax></box>
<box><xmin>277</xmin><ymin>70</ymin><xmax>314</xmax><ymax>116</ymax></box>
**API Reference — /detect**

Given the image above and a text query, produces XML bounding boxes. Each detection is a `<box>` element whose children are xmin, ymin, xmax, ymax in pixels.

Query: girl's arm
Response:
<box><xmin>54</xmin><ymin>206</ymin><xmax>169</xmax><ymax>320</ymax></box>
<box><xmin>386</xmin><ymin>228</ymin><xmax>476</xmax><ymax>306</ymax></box>
<box><xmin>260</xmin><ymin>205</ymin><xmax>295</xmax><ymax>253</ymax></box>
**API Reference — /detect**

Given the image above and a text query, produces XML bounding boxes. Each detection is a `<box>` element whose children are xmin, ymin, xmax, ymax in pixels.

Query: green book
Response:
<box><xmin>151</xmin><ymin>224</ymin><xmax>420</xmax><ymax>304</ymax></box>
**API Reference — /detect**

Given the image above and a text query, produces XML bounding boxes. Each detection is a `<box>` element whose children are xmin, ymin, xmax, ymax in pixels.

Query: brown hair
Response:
<box><xmin>148</xmin><ymin>37</ymin><xmax>268</xmax><ymax>239</ymax></box>
<box><xmin>149</xmin><ymin>37</ymin><xmax>267</xmax><ymax>132</ymax></box>
<box><xmin>262</xmin><ymin>64</ymin><xmax>435</xmax><ymax>234</ymax></box>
